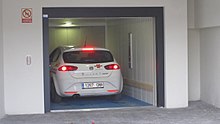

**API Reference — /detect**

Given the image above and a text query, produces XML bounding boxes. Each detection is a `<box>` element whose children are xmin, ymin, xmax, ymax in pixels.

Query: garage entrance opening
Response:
<box><xmin>43</xmin><ymin>8</ymin><xmax>164</xmax><ymax>112</ymax></box>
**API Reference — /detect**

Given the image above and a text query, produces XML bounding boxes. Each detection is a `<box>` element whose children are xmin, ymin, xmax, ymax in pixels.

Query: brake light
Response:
<box><xmin>104</xmin><ymin>64</ymin><xmax>120</xmax><ymax>70</ymax></box>
<box><xmin>82</xmin><ymin>48</ymin><xmax>94</xmax><ymax>51</ymax></box>
<box><xmin>58</xmin><ymin>65</ymin><xmax>78</xmax><ymax>71</ymax></box>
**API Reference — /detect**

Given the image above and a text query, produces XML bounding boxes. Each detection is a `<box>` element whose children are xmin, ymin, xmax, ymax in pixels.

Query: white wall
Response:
<box><xmin>0</xmin><ymin>0</ymin><xmax>5</xmax><ymax>118</ymax></box>
<box><xmin>106</xmin><ymin>18</ymin><xmax>155</xmax><ymax>104</ymax></box>
<box><xmin>200</xmin><ymin>27</ymin><xmax>220</xmax><ymax>107</ymax></box>
<box><xmin>164</xmin><ymin>0</ymin><xmax>188</xmax><ymax>108</ymax></box>
<box><xmin>3</xmin><ymin>1</ymin><xmax>45</xmax><ymax>115</ymax></box>
<box><xmin>49</xmin><ymin>26</ymin><xmax>105</xmax><ymax>53</ymax></box>
<box><xmin>188</xmin><ymin>0</ymin><xmax>195</xmax><ymax>29</ymax></box>
<box><xmin>2</xmin><ymin>0</ymin><xmax>188</xmax><ymax>114</ymax></box>
<box><xmin>188</xmin><ymin>0</ymin><xmax>201</xmax><ymax>101</ymax></box>
<box><xmin>194</xmin><ymin>0</ymin><xmax>220</xmax><ymax>108</ymax></box>
<box><xmin>195</xmin><ymin>0</ymin><xmax>220</xmax><ymax>28</ymax></box>
<box><xmin>188</xmin><ymin>29</ymin><xmax>200</xmax><ymax>101</ymax></box>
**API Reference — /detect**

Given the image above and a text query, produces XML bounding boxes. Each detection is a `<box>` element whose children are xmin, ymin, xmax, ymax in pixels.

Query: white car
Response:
<box><xmin>50</xmin><ymin>46</ymin><xmax>123</xmax><ymax>102</ymax></box>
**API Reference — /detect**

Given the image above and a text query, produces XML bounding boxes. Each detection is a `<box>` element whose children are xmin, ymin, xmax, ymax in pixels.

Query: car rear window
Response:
<box><xmin>63</xmin><ymin>50</ymin><xmax>114</xmax><ymax>63</ymax></box>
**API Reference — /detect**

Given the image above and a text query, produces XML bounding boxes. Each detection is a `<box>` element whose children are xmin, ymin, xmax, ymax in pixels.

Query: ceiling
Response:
<box><xmin>49</xmin><ymin>18</ymin><xmax>107</xmax><ymax>27</ymax></box>
<box><xmin>49</xmin><ymin>17</ymin><xmax>138</xmax><ymax>27</ymax></box>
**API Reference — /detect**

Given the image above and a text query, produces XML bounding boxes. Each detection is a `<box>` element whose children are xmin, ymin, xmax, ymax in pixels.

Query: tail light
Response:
<box><xmin>104</xmin><ymin>64</ymin><xmax>120</xmax><ymax>70</ymax></box>
<box><xmin>58</xmin><ymin>65</ymin><xmax>78</xmax><ymax>71</ymax></box>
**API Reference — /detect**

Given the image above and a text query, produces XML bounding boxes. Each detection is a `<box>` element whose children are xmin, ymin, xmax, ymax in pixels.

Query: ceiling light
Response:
<box><xmin>61</xmin><ymin>21</ymin><xmax>77</xmax><ymax>27</ymax></box>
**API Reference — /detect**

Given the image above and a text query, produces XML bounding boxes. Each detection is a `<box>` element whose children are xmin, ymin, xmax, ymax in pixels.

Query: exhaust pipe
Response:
<box><xmin>72</xmin><ymin>94</ymin><xmax>80</xmax><ymax>98</ymax></box>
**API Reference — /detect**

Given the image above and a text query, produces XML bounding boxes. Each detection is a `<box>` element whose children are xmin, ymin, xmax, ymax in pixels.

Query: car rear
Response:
<box><xmin>54</xmin><ymin>47</ymin><xmax>123</xmax><ymax>97</ymax></box>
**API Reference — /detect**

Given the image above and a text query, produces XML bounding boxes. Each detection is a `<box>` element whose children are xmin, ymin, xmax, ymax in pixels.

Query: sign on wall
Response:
<box><xmin>21</xmin><ymin>8</ymin><xmax>32</xmax><ymax>23</ymax></box>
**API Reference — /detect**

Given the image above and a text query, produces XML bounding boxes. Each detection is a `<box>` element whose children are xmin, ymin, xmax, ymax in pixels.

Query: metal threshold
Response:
<box><xmin>50</xmin><ymin>106</ymin><xmax>154</xmax><ymax>113</ymax></box>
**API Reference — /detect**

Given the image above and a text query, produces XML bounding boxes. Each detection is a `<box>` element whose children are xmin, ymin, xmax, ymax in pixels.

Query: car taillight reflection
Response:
<box><xmin>58</xmin><ymin>65</ymin><xmax>78</xmax><ymax>71</ymax></box>
<box><xmin>104</xmin><ymin>64</ymin><xmax>120</xmax><ymax>70</ymax></box>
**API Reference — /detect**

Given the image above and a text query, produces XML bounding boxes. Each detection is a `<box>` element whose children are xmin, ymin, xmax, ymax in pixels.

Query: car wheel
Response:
<box><xmin>50</xmin><ymin>79</ymin><xmax>62</xmax><ymax>103</ymax></box>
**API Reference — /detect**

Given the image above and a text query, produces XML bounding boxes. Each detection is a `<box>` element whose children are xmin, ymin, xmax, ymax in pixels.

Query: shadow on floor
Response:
<box><xmin>51</xmin><ymin>94</ymin><xmax>151</xmax><ymax>110</ymax></box>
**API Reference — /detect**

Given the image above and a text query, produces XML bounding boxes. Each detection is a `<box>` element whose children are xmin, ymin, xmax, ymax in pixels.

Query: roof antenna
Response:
<box><xmin>84</xmin><ymin>36</ymin><xmax>87</xmax><ymax>47</ymax></box>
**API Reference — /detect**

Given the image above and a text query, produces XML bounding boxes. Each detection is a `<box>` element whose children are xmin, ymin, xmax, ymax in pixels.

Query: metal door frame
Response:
<box><xmin>43</xmin><ymin>7</ymin><xmax>164</xmax><ymax>112</ymax></box>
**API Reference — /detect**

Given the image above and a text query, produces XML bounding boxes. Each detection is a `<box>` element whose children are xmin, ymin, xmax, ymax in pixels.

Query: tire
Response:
<box><xmin>50</xmin><ymin>79</ymin><xmax>62</xmax><ymax>103</ymax></box>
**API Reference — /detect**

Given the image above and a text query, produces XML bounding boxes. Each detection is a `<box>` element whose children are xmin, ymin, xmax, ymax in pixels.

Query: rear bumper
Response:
<box><xmin>70</xmin><ymin>90</ymin><xmax>121</xmax><ymax>97</ymax></box>
<box><xmin>52</xmin><ymin>71</ymin><xmax>123</xmax><ymax>97</ymax></box>
<box><xmin>60</xmin><ymin>82</ymin><xmax>122</xmax><ymax>97</ymax></box>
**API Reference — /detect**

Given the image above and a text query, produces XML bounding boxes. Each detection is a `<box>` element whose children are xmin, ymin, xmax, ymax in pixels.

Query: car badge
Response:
<box><xmin>95</xmin><ymin>64</ymin><xmax>102</xmax><ymax>68</ymax></box>
<box><xmin>89</xmin><ymin>66</ymin><xmax>94</xmax><ymax>70</ymax></box>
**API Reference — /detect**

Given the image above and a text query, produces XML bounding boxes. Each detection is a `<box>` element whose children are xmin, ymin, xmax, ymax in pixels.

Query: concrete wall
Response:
<box><xmin>2</xmin><ymin>0</ymin><xmax>188</xmax><ymax>115</ymax></box>
<box><xmin>0</xmin><ymin>0</ymin><xmax>5</xmax><ymax>118</ymax></box>
<box><xmin>194</xmin><ymin>0</ymin><xmax>220</xmax><ymax>108</ymax></box>
<box><xmin>106</xmin><ymin>18</ymin><xmax>156</xmax><ymax>104</ymax></box>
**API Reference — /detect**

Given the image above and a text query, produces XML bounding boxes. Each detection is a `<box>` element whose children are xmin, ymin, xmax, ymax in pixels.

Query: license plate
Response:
<box><xmin>82</xmin><ymin>82</ymin><xmax>104</xmax><ymax>89</ymax></box>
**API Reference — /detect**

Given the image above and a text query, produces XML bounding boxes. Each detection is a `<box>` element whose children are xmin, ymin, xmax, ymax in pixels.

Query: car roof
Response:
<box><xmin>57</xmin><ymin>46</ymin><xmax>110</xmax><ymax>52</ymax></box>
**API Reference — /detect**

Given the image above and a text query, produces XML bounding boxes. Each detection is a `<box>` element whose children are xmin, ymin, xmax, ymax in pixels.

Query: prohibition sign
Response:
<box><xmin>22</xmin><ymin>9</ymin><xmax>32</xmax><ymax>18</ymax></box>
<box><xmin>21</xmin><ymin>8</ymin><xmax>32</xmax><ymax>23</ymax></box>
